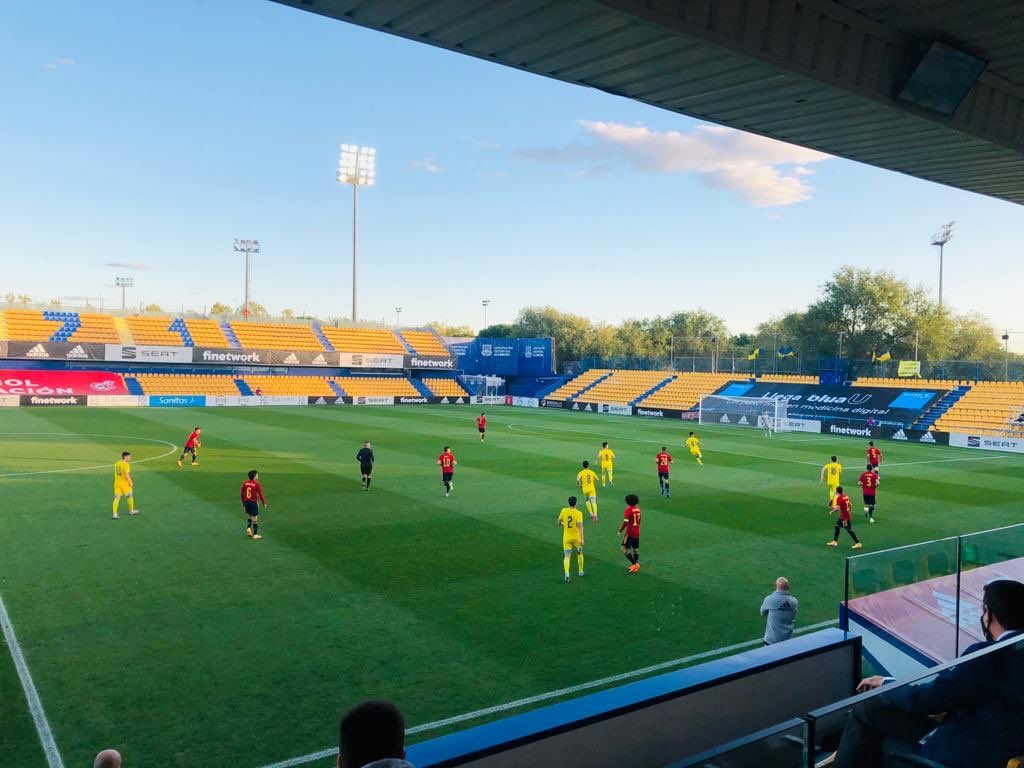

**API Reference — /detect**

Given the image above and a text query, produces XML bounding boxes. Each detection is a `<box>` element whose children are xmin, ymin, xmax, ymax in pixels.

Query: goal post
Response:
<box><xmin>698</xmin><ymin>394</ymin><xmax>790</xmax><ymax>433</ymax></box>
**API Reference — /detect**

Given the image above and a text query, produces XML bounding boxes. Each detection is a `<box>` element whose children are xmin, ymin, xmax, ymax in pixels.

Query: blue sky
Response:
<box><xmin>2</xmin><ymin>0</ymin><xmax>1022</xmax><ymax>348</ymax></box>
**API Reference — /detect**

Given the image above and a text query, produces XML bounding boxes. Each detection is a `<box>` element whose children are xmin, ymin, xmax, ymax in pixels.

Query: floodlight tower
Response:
<box><xmin>338</xmin><ymin>144</ymin><xmax>376</xmax><ymax>323</ymax></box>
<box><xmin>930</xmin><ymin>222</ymin><xmax>955</xmax><ymax>307</ymax></box>
<box><xmin>233</xmin><ymin>239</ymin><xmax>261</xmax><ymax>318</ymax></box>
<box><xmin>114</xmin><ymin>276</ymin><xmax>134</xmax><ymax>311</ymax></box>
<box><xmin>395</xmin><ymin>306</ymin><xmax>402</xmax><ymax>327</ymax></box>
<box><xmin>482</xmin><ymin>299</ymin><xmax>491</xmax><ymax>329</ymax></box>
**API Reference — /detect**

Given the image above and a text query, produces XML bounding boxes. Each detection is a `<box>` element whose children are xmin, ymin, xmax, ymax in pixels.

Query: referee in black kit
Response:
<box><xmin>357</xmin><ymin>441</ymin><xmax>375</xmax><ymax>490</ymax></box>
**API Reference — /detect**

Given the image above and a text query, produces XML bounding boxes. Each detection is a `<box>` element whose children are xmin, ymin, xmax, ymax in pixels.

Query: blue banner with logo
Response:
<box><xmin>715</xmin><ymin>382</ymin><xmax>946</xmax><ymax>428</ymax></box>
<box><xmin>450</xmin><ymin>338</ymin><xmax>554</xmax><ymax>376</ymax></box>
<box><xmin>148</xmin><ymin>395</ymin><xmax>206</xmax><ymax>407</ymax></box>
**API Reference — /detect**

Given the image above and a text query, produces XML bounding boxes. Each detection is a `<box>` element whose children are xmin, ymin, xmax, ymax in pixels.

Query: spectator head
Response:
<box><xmin>339</xmin><ymin>700</ymin><xmax>405</xmax><ymax>768</ymax></box>
<box><xmin>94</xmin><ymin>750</ymin><xmax>122</xmax><ymax>768</ymax></box>
<box><xmin>775</xmin><ymin>577</ymin><xmax>790</xmax><ymax>591</ymax></box>
<box><xmin>981</xmin><ymin>580</ymin><xmax>1024</xmax><ymax>640</ymax></box>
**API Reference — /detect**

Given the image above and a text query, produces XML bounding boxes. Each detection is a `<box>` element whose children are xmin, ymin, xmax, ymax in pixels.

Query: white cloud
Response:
<box><xmin>410</xmin><ymin>158</ymin><xmax>442</xmax><ymax>174</ymax></box>
<box><xmin>103</xmin><ymin>261</ymin><xmax>148</xmax><ymax>270</ymax></box>
<box><xmin>44</xmin><ymin>57</ymin><xmax>75</xmax><ymax>71</ymax></box>
<box><xmin>522</xmin><ymin>121</ymin><xmax>831</xmax><ymax>207</ymax></box>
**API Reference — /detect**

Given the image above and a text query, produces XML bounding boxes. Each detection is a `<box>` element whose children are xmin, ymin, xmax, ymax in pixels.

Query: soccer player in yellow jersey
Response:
<box><xmin>685</xmin><ymin>432</ymin><xmax>703</xmax><ymax>466</ymax></box>
<box><xmin>820</xmin><ymin>455</ymin><xmax>842</xmax><ymax>508</ymax></box>
<box><xmin>557</xmin><ymin>496</ymin><xmax>585</xmax><ymax>582</ymax></box>
<box><xmin>576</xmin><ymin>460</ymin><xmax>599</xmax><ymax>522</ymax></box>
<box><xmin>597</xmin><ymin>442</ymin><xmax>616</xmax><ymax>486</ymax></box>
<box><xmin>112</xmin><ymin>451</ymin><xmax>138</xmax><ymax>520</ymax></box>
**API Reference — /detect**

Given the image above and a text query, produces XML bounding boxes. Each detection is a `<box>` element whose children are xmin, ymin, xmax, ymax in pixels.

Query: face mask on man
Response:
<box><xmin>980</xmin><ymin>605</ymin><xmax>994</xmax><ymax>642</ymax></box>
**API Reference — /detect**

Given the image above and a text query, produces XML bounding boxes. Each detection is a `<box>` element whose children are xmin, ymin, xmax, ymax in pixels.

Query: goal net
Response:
<box><xmin>698</xmin><ymin>395</ymin><xmax>790</xmax><ymax>433</ymax></box>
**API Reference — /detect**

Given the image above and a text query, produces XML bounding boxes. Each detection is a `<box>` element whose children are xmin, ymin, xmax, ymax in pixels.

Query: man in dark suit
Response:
<box><xmin>828</xmin><ymin>579</ymin><xmax>1024</xmax><ymax>768</ymax></box>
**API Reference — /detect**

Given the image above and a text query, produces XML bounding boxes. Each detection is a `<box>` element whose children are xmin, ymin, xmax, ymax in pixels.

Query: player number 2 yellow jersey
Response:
<box><xmin>558</xmin><ymin>507</ymin><xmax>583</xmax><ymax>543</ymax></box>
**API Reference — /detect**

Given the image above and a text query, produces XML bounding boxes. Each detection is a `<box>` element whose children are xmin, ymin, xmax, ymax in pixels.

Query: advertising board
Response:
<box><xmin>949</xmin><ymin>432</ymin><xmax>1024</xmax><ymax>453</ymax></box>
<box><xmin>105</xmin><ymin>345</ymin><xmax>194</xmax><ymax>364</ymax></box>
<box><xmin>148</xmin><ymin>395</ymin><xmax>206</xmax><ymax>407</ymax></box>
<box><xmin>0</xmin><ymin>370</ymin><xmax>129</xmax><ymax>395</ymax></box>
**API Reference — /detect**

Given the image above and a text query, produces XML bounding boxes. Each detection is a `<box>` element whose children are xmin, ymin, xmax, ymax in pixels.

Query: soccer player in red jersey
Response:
<box><xmin>858</xmin><ymin>464</ymin><xmax>880</xmax><ymax>523</ymax></box>
<box><xmin>178</xmin><ymin>426</ymin><xmax>202</xmax><ymax>468</ymax></box>
<box><xmin>866</xmin><ymin>441</ymin><xmax>882</xmax><ymax>475</ymax></box>
<box><xmin>655</xmin><ymin>447</ymin><xmax>673</xmax><ymax>498</ymax></box>
<box><xmin>618</xmin><ymin>494</ymin><xmax>642</xmax><ymax>573</ymax></box>
<box><xmin>240</xmin><ymin>469</ymin><xmax>268</xmax><ymax>540</ymax></box>
<box><xmin>827</xmin><ymin>486</ymin><xmax>862</xmax><ymax>549</ymax></box>
<box><xmin>437</xmin><ymin>446</ymin><xmax>457</xmax><ymax>497</ymax></box>
<box><xmin>476</xmin><ymin>413</ymin><xmax>487</xmax><ymax>442</ymax></box>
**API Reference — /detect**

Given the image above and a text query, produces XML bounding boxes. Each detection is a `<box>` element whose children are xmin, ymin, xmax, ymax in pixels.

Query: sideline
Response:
<box><xmin>0</xmin><ymin>593</ymin><xmax>65</xmax><ymax>768</ymax></box>
<box><xmin>255</xmin><ymin>619</ymin><xmax>838</xmax><ymax>768</ymax></box>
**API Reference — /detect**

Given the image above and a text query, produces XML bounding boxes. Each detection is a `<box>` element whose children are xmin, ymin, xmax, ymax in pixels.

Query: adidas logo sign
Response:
<box><xmin>893</xmin><ymin>429</ymin><xmax>908</xmax><ymax>441</ymax></box>
<box><xmin>65</xmin><ymin>345</ymin><xmax>88</xmax><ymax>359</ymax></box>
<box><xmin>919</xmin><ymin>432</ymin><xmax>936</xmax><ymax>443</ymax></box>
<box><xmin>440</xmin><ymin>397</ymin><xmax>450</xmax><ymax>404</ymax></box>
<box><xmin>455</xmin><ymin>397</ymin><xmax>465</xmax><ymax>404</ymax></box>
<box><xmin>572</xmin><ymin>403</ymin><xmax>579</xmax><ymax>410</ymax></box>
<box><xmin>25</xmin><ymin>344</ymin><xmax>49</xmax><ymax>358</ymax></box>
<box><xmin>315</xmin><ymin>397</ymin><xmax>327</xmax><ymax>405</ymax></box>
<box><xmin>282</xmin><ymin>353</ymin><xmax>300</xmax><ymax>365</ymax></box>
<box><xmin>719</xmin><ymin>415</ymin><xmax>730</xmax><ymax>423</ymax></box>
<box><xmin>584</xmin><ymin>403</ymin><xmax>592</xmax><ymax>411</ymax></box>
<box><xmin>312</xmin><ymin>354</ymin><xmax>327</xmax><ymax>365</ymax></box>
<box><xmin>738</xmin><ymin>415</ymin><xmax>749</xmax><ymax>425</ymax></box>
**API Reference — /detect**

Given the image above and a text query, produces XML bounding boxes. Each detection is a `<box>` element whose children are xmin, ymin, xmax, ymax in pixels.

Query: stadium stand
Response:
<box><xmin>854</xmin><ymin>376</ymin><xmax>964</xmax><ymax>390</ymax></box>
<box><xmin>126</xmin><ymin>316</ymin><xmax>185</xmax><ymax>346</ymax></box>
<box><xmin>934</xmin><ymin>381</ymin><xmax>1024</xmax><ymax>436</ymax></box>
<box><xmin>228</xmin><ymin>321</ymin><xmax>325</xmax><ymax>352</ymax></box>
<box><xmin>401</xmin><ymin>330</ymin><xmax>449</xmax><ymax>356</ymax></box>
<box><xmin>133</xmin><ymin>373</ymin><xmax>240</xmax><ymax>396</ymax></box>
<box><xmin>583</xmin><ymin>370</ymin><xmax>675</xmax><ymax>404</ymax></box>
<box><xmin>0</xmin><ymin>311</ymin><xmax>7</xmax><ymax>340</ymax></box>
<box><xmin>68</xmin><ymin>313</ymin><xmax>120</xmax><ymax>343</ymax></box>
<box><xmin>756</xmin><ymin>373</ymin><xmax>818</xmax><ymax>384</ymax></box>
<box><xmin>243</xmin><ymin>376</ymin><xmax>336</xmax><ymax>397</ymax></box>
<box><xmin>544</xmin><ymin>369</ymin><xmax>610</xmax><ymax>400</ymax></box>
<box><xmin>320</xmin><ymin>326</ymin><xmax>406</xmax><ymax>354</ymax></box>
<box><xmin>636</xmin><ymin>372</ymin><xmax>736</xmax><ymax>410</ymax></box>
<box><xmin>3</xmin><ymin>309</ymin><xmax>62</xmax><ymax>341</ymax></box>
<box><xmin>185</xmin><ymin>318</ymin><xmax>230</xmax><ymax>347</ymax></box>
<box><xmin>336</xmin><ymin>376</ymin><xmax>420</xmax><ymax>397</ymax></box>
<box><xmin>422</xmin><ymin>377</ymin><xmax>469</xmax><ymax>397</ymax></box>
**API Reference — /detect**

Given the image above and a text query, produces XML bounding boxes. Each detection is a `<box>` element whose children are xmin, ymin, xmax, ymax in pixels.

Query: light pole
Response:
<box><xmin>1003</xmin><ymin>331</ymin><xmax>1021</xmax><ymax>380</ymax></box>
<box><xmin>395</xmin><ymin>306</ymin><xmax>402</xmax><ymax>327</ymax></box>
<box><xmin>838</xmin><ymin>331</ymin><xmax>844</xmax><ymax>359</ymax></box>
<box><xmin>771</xmin><ymin>332</ymin><xmax>780</xmax><ymax>373</ymax></box>
<box><xmin>114</xmin><ymin>277</ymin><xmax>134</xmax><ymax>311</ymax></box>
<box><xmin>338</xmin><ymin>144</ymin><xmax>376</xmax><ymax>323</ymax></box>
<box><xmin>482</xmin><ymin>299</ymin><xmax>491</xmax><ymax>329</ymax></box>
<box><xmin>930</xmin><ymin>221</ymin><xmax>955</xmax><ymax>306</ymax></box>
<box><xmin>233</xmin><ymin>238</ymin><xmax>260</xmax><ymax>318</ymax></box>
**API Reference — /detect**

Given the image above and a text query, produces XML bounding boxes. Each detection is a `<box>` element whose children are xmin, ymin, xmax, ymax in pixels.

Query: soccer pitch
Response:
<box><xmin>1</xmin><ymin>405</ymin><xmax>1022</xmax><ymax>768</ymax></box>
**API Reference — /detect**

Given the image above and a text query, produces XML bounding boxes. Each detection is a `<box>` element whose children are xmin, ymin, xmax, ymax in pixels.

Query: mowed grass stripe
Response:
<box><xmin>0</xmin><ymin>405</ymin><xmax>1021</xmax><ymax>768</ymax></box>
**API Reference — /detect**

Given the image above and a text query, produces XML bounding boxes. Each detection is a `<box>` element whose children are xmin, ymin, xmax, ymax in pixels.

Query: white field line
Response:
<box><xmin>0</xmin><ymin>593</ymin><xmax>65</xmax><ymax>768</ymax></box>
<box><xmin>256</xmin><ymin>619</ymin><xmax>838</xmax><ymax>768</ymax></box>
<box><xmin>0</xmin><ymin>433</ymin><xmax>177</xmax><ymax>478</ymax></box>
<box><xmin>504</xmin><ymin>422</ymin><xmax>1014</xmax><ymax>470</ymax></box>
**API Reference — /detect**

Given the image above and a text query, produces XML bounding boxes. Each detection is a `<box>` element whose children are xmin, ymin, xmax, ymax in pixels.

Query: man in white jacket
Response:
<box><xmin>339</xmin><ymin>700</ymin><xmax>415</xmax><ymax>768</ymax></box>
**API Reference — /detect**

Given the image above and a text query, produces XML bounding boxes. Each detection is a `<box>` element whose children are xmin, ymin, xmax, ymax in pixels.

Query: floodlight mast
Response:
<box><xmin>338</xmin><ymin>144</ymin><xmax>376</xmax><ymax>323</ymax></box>
<box><xmin>114</xmin><ymin>276</ymin><xmax>134</xmax><ymax>311</ymax></box>
<box><xmin>233</xmin><ymin>239</ymin><xmax>261</xmax><ymax>318</ymax></box>
<box><xmin>930</xmin><ymin>222</ymin><xmax>955</xmax><ymax>307</ymax></box>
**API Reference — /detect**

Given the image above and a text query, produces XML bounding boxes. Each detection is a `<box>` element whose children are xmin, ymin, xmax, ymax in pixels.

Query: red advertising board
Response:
<box><xmin>0</xmin><ymin>370</ymin><xmax>128</xmax><ymax>396</ymax></box>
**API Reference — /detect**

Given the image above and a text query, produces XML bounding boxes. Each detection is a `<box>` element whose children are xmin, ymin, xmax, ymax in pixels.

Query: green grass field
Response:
<box><xmin>1</xmin><ymin>404</ymin><xmax>1022</xmax><ymax>768</ymax></box>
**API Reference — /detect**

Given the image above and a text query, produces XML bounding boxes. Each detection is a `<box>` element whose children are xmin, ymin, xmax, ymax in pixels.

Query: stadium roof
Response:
<box><xmin>272</xmin><ymin>0</ymin><xmax>1024</xmax><ymax>204</ymax></box>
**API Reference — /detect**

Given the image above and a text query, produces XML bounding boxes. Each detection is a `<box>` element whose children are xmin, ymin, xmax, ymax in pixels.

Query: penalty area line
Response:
<box><xmin>0</xmin><ymin>593</ymin><xmax>65</xmax><ymax>768</ymax></box>
<box><xmin>0</xmin><ymin>432</ymin><xmax>177</xmax><ymax>479</ymax></box>
<box><xmin>255</xmin><ymin>619</ymin><xmax>837</xmax><ymax>768</ymax></box>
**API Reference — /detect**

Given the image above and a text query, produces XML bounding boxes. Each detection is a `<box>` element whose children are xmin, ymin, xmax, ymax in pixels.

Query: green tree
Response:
<box><xmin>3</xmin><ymin>292</ymin><xmax>15</xmax><ymax>305</ymax></box>
<box><xmin>512</xmin><ymin>306</ymin><xmax>595</xmax><ymax>366</ymax></box>
<box><xmin>144</xmin><ymin>303</ymin><xmax>162</xmax><ymax>312</ymax></box>
<box><xmin>239</xmin><ymin>302</ymin><xmax>268</xmax><ymax>317</ymax></box>
<box><xmin>281</xmin><ymin>308</ymin><xmax>294</xmax><ymax>319</ymax></box>
<box><xmin>478</xmin><ymin>323</ymin><xmax>515</xmax><ymax>338</ymax></box>
<box><xmin>209</xmin><ymin>302</ymin><xmax>232</xmax><ymax>315</ymax></box>
<box><xmin>428</xmin><ymin>321</ymin><xmax>476</xmax><ymax>337</ymax></box>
